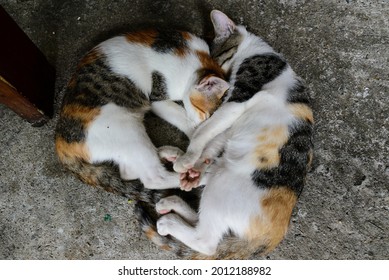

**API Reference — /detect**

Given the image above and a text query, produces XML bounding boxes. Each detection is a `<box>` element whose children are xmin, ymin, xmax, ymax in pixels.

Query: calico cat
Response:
<box><xmin>55</xmin><ymin>28</ymin><xmax>229</xmax><ymax>197</ymax></box>
<box><xmin>136</xmin><ymin>10</ymin><xmax>313</xmax><ymax>259</ymax></box>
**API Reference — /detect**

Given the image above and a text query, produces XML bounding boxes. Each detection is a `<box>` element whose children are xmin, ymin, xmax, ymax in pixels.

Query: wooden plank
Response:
<box><xmin>0</xmin><ymin>5</ymin><xmax>55</xmax><ymax>121</ymax></box>
<box><xmin>0</xmin><ymin>77</ymin><xmax>48</xmax><ymax>126</ymax></box>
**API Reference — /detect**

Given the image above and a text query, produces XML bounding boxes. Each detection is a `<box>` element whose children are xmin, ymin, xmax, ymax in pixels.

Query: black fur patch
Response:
<box><xmin>228</xmin><ymin>54</ymin><xmax>287</xmax><ymax>103</ymax></box>
<box><xmin>150</xmin><ymin>72</ymin><xmax>168</xmax><ymax>101</ymax></box>
<box><xmin>65</xmin><ymin>56</ymin><xmax>149</xmax><ymax>110</ymax></box>
<box><xmin>56</xmin><ymin>116</ymin><xmax>85</xmax><ymax>143</ymax></box>
<box><xmin>151</xmin><ymin>29</ymin><xmax>187</xmax><ymax>54</ymax></box>
<box><xmin>56</xmin><ymin>55</ymin><xmax>152</xmax><ymax>144</ymax></box>
<box><xmin>251</xmin><ymin>120</ymin><xmax>313</xmax><ymax>195</ymax></box>
<box><xmin>287</xmin><ymin>79</ymin><xmax>311</xmax><ymax>104</ymax></box>
<box><xmin>62</xmin><ymin>87</ymin><xmax>103</xmax><ymax>108</ymax></box>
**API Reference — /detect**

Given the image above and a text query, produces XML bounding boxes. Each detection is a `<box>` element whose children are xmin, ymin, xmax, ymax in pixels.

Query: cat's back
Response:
<box><xmin>56</xmin><ymin>27</ymin><xmax>207</xmax><ymax>115</ymax></box>
<box><xmin>55</xmin><ymin>28</ymin><xmax>218</xmax><ymax>165</ymax></box>
<box><xmin>99</xmin><ymin>29</ymin><xmax>216</xmax><ymax>97</ymax></box>
<box><xmin>57</xmin><ymin>28</ymin><xmax>212</xmax><ymax>119</ymax></box>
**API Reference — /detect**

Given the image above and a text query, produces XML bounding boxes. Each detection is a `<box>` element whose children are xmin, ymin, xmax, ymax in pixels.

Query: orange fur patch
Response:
<box><xmin>125</xmin><ymin>29</ymin><xmax>157</xmax><ymax>46</ymax></box>
<box><xmin>55</xmin><ymin>136</ymin><xmax>90</xmax><ymax>163</ymax></box>
<box><xmin>61</xmin><ymin>104</ymin><xmax>101</xmax><ymax>127</ymax></box>
<box><xmin>189</xmin><ymin>94</ymin><xmax>207</xmax><ymax>121</ymax></box>
<box><xmin>245</xmin><ymin>187</ymin><xmax>297</xmax><ymax>253</ymax></box>
<box><xmin>145</xmin><ymin>227</ymin><xmax>157</xmax><ymax>240</ymax></box>
<box><xmin>196</xmin><ymin>50</ymin><xmax>225</xmax><ymax>78</ymax></box>
<box><xmin>288</xmin><ymin>103</ymin><xmax>314</xmax><ymax>124</ymax></box>
<box><xmin>181</xmin><ymin>31</ymin><xmax>192</xmax><ymax>41</ymax></box>
<box><xmin>190</xmin><ymin>254</ymin><xmax>214</xmax><ymax>260</ymax></box>
<box><xmin>78</xmin><ymin>48</ymin><xmax>102</xmax><ymax>69</ymax></box>
<box><xmin>160</xmin><ymin>244</ymin><xmax>172</xmax><ymax>251</ymax></box>
<box><xmin>254</xmin><ymin>125</ymin><xmax>289</xmax><ymax>170</ymax></box>
<box><xmin>144</xmin><ymin>228</ymin><xmax>172</xmax><ymax>251</ymax></box>
<box><xmin>189</xmin><ymin>91</ymin><xmax>221</xmax><ymax>121</ymax></box>
<box><xmin>174</xmin><ymin>47</ymin><xmax>187</xmax><ymax>57</ymax></box>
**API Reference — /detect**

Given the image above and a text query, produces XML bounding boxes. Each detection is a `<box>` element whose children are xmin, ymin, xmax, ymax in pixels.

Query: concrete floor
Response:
<box><xmin>0</xmin><ymin>0</ymin><xmax>388</xmax><ymax>259</ymax></box>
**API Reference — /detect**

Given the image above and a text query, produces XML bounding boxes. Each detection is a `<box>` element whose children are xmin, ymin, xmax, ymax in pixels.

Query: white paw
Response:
<box><xmin>173</xmin><ymin>152</ymin><xmax>198</xmax><ymax>173</ymax></box>
<box><xmin>156</xmin><ymin>195</ymin><xmax>185</xmax><ymax>214</ymax></box>
<box><xmin>156</xmin><ymin>213</ymin><xmax>182</xmax><ymax>236</ymax></box>
<box><xmin>158</xmin><ymin>146</ymin><xmax>184</xmax><ymax>162</ymax></box>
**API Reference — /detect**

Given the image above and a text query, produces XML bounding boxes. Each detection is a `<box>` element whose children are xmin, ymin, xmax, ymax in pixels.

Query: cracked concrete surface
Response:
<box><xmin>0</xmin><ymin>0</ymin><xmax>388</xmax><ymax>259</ymax></box>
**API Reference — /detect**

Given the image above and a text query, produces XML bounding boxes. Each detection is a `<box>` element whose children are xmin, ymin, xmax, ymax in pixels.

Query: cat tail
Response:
<box><xmin>134</xmin><ymin>201</ymin><xmax>272</xmax><ymax>260</ymax></box>
<box><xmin>59</xmin><ymin>157</ymin><xmax>165</xmax><ymax>203</ymax></box>
<box><xmin>203</xmin><ymin>238</ymin><xmax>271</xmax><ymax>260</ymax></box>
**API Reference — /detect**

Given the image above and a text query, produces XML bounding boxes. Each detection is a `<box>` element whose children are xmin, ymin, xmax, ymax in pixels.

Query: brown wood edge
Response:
<box><xmin>0</xmin><ymin>76</ymin><xmax>48</xmax><ymax>126</ymax></box>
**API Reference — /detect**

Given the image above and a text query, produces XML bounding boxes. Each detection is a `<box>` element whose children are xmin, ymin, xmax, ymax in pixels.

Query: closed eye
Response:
<box><xmin>216</xmin><ymin>46</ymin><xmax>237</xmax><ymax>67</ymax></box>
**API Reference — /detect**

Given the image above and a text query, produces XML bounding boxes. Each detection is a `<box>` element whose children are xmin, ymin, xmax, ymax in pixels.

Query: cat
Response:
<box><xmin>55</xmin><ymin>28</ymin><xmax>229</xmax><ymax>198</ymax></box>
<box><xmin>136</xmin><ymin>10</ymin><xmax>313</xmax><ymax>259</ymax></box>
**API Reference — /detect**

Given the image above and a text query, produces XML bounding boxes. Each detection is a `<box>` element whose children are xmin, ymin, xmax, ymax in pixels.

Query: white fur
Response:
<box><xmin>151</xmin><ymin>100</ymin><xmax>196</xmax><ymax>137</ymax></box>
<box><xmin>87</xmin><ymin>103</ymin><xmax>180</xmax><ymax>189</ymax></box>
<box><xmin>99</xmin><ymin>34</ymin><xmax>221</xmax><ymax>127</ymax></box>
<box><xmin>86</xmin><ymin>32</ymin><xmax>224</xmax><ymax>189</ymax></box>
<box><xmin>159</xmin><ymin>13</ymin><xmax>300</xmax><ymax>255</ymax></box>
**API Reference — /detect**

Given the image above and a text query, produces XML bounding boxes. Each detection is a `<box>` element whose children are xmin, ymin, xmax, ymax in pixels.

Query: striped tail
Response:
<box><xmin>59</xmin><ymin>157</ymin><xmax>170</xmax><ymax>203</ymax></box>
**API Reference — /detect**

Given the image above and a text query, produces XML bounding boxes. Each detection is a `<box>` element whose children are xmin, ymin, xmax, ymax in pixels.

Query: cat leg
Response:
<box><xmin>157</xmin><ymin>213</ymin><xmax>221</xmax><ymax>256</ymax></box>
<box><xmin>119</xmin><ymin>133</ymin><xmax>182</xmax><ymax>189</ymax></box>
<box><xmin>156</xmin><ymin>195</ymin><xmax>198</xmax><ymax>224</ymax></box>
<box><xmin>119</xmin><ymin>156</ymin><xmax>181</xmax><ymax>189</ymax></box>
<box><xmin>119</xmin><ymin>164</ymin><xmax>138</xmax><ymax>180</ymax></box>
<box><xmin>116</xmin><ymin>143</ymin><xmax>181</xmax><ymax>189</ymax></box>
<box><xmin>119</xmin><ymin>143</ymin><xmax>182</xmax><ymax>190</ymax></box>
<box><xmin>151</xmin><ymin>100</ymin><xmax>195</xmax><ymax>137</ymax></box>
<box><xmin>158</xmin><ymin>146</ymin><xmax>202</xmax><ymax>191</ymax></box>
<box><xmin>141</xmin><ymin>150</ymin><xmax>193</xmax><ymax>190</ymax></box>
<box><xmin>180</xmin><ymin>132</ymin><xmax>228</xmax><ymax>191</ymax></box>
<box><xmin>140</xmin><ymin>167</ymin><xmax>181</xmax><ymax>190</ymax></box>
<box><xmin>196</xmin><ymin>131</ymin><xmax>228</xmax><ymax>168</ymax></box>
<box><xmin>157</xmin><ymin>146</ymin><xmax>184</xmax><ymax>162</ymax></box>
<box><xmin>86</xmin><ymin>102</ymin><xmax>181</xmax><ymax>190</ymax></box>
<box><xmin>174</xmin><ymin>102</ymin><xmax>246</xmax><ymax>172</ymax></box>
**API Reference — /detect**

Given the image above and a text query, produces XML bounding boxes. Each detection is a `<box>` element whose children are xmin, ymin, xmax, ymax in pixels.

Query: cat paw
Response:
<box><xmin>157</xmin><ymin>213</ymin><xmax>182</xmax><ymax>236</ymax></box>
<box><xmin>158</xmin><ymin>146</ymin><xmax>184</xmax><ymax>162</ymax></box>
<box><xmin>156</xmin><ymin>195</ymin><xmax>185</xmax><ymax>214</ymax></box>
<box><xmin>180</xmin><ymin>169</ymin><xmax>201</xmax><ymax>191</ymax></box>
<box><xmin>173</xmin><ymin>152</ymin><xmax>198</xmax><ymax>173</ymax></box>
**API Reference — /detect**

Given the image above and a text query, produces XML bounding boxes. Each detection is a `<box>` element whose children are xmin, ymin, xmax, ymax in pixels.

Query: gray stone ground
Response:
<box><xmin>0</xmin><ymin>0</ymin><xmax>388</xmax><ymax>260</ymax></box>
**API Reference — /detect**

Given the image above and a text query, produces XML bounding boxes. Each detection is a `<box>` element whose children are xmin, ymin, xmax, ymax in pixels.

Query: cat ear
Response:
<box><xmin>210</xmin><ymin>10</ymin><xmax>236</xmax><ymax>40</ymax></box>
<box><xmin>195</xmin><ymin>76</ymin><xmax>229</xmax><ymax>99</ymax></box>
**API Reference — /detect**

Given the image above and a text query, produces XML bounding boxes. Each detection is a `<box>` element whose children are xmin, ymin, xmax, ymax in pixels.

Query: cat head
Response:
<box><xmin>188</xmin><ymin>75</ymin><xmax>229</xmax><ymax>123</ymax></box>
<box><xmin>210</xmin><ymin>10</ymin><xmax>247</xmax><ymax>73</ymax></box>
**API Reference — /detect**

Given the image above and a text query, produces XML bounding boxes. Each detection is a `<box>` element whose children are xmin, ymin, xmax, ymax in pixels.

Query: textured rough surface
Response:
<box><xmin>0</xmin><ymin>0</ymin><xmax>388</xmax><ymax>259</ymax></box>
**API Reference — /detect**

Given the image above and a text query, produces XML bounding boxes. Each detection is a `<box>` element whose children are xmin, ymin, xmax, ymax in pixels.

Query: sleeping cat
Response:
<box><xmin>136</xmin><ymin>10</ymin><xmax>313</xmax><ymax>259</ymax></box>
<box><xmin>55</xmin><ymin>28</ymin><xmax>228</xmax><ymax>197</ymax></box>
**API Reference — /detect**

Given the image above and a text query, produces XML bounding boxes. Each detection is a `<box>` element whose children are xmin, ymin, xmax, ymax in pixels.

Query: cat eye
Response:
<box><xmin>217</xmin><ymin>46</ymin><xmax>237</xmax><ymax>67</ymax></box>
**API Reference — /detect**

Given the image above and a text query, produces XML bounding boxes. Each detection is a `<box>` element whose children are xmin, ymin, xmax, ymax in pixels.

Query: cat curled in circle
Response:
<box><xmin>55</xmin><ymin>28</ymin><xmax>228</xmax><ymax>197</ymax></box>
<box><xmin>137</xmin><ymin>11</ymin><xmax>313</xmax><ymax>259</ymax></box>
